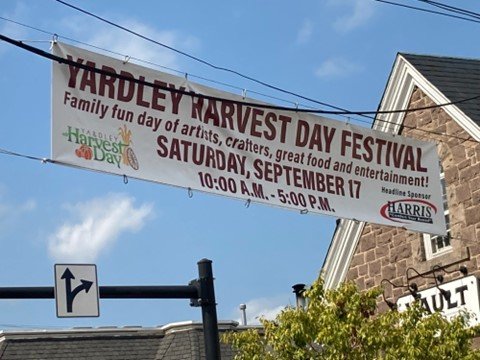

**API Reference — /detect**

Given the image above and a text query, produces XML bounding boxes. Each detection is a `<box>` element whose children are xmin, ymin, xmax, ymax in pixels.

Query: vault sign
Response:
<box><xmin>397</xmin><ymin>275</ymin><xmax>480</xmax><ymax>326</ymax></box>
<box><xmin>54</xmin><ymin>264</ymin><xmax>99</xmax><ymax>318</ymax></box>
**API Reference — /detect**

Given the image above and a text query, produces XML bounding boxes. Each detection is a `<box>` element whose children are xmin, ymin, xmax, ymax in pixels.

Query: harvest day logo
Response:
<box><xmin>62</xmin><ymin>125</ymin><xmax>139</xmax><ymax>170</ymax></box>
<box><xmin>380</xmin><ymin>199</ymin><xmax>436</xmax><ymax>224</ymax></box>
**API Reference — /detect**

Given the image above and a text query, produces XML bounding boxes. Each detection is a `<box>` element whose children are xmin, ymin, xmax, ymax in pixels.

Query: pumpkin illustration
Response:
<box><xmin>76</xmin><ymin>145</ymin><xmax>93</xmax><ymax>160</ymax></box>
<box><xmin>82</xmin><ymin>145</ymin><xmax>93</xmax><ymax>160</ymax></box>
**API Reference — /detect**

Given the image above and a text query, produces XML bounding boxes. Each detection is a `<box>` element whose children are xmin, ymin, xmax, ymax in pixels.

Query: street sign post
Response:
<box><xmin>0</xmin><ymin>259</ymin><xmax>221</xmax><ymax>360</ymax></box>
<box><xmin>54</xmin><ymin>264</ymin><xmax>99</xmax><ymax>318</ymax></box>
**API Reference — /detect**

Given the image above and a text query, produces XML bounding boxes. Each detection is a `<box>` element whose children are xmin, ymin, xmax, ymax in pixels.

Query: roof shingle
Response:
<box><xmin>0</xmin><ymin>322</ymin><xmax>243</xmax><ymax>360</ymax></box>
<box><xmin>401</xmin><ymin>53</ymin><xmax>480</xmax><ymax>125</ymax></box>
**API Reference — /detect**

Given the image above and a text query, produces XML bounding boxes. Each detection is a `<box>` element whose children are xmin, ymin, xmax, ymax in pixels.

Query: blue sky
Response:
<box><xmin>0</xmin><ymin>0</ymin><xmax>479</xmax><ymax>329</ymax></box>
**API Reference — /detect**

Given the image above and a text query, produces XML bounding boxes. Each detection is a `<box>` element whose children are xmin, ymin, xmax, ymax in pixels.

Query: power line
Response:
<box><xmin>0</xmin><ymin>30</ymin><xmax>479</xmax><ymax>145</ymax></box>
<box><xmin>1</xmin><ymin>33</ymin><xmax>342</xmax><ymax>114</ymax></box>
<box><xmin>0</xmin><ymin>15</ymin><xmax>367</xmax><ymax>126</ymax></box>
<box><xmin>0</xmin><ymin>16</ymin><xmax>53</xmax><ymax>36</ymax></box>
<box><xmin>1</xmin><ymin>32</ymin><xmax>480</xmax><ymax>145</ymax></box>
<box><xmin>0</xmin><ymin>15</ymin><xmax>424</xmax><ymax>132</ymax></box>
<box><xmin>415</xmin><ymin>0</ymin><xmax>480</xmax><ymax>21</ymax></box>
<box><xmin>0</xmin><ymin>148</ymin><xmax>50</xmax><ymax>163</ymax></box>
<box><xmin>8</xmin><ymin>12</ymin><xmax>460</xmax><ymax>134</ymax></box>
<box><xmin>0</xmin><ymin>34</ymin><xmax>476</xmax><ymax>168</ymax></box>
<box><xmin>53</xmin><ymin>0</ymin><xmax>363</xmax><ymax>116</ymax></box>
<box><xmin>375</xmin><ymin>0</ymin><xmax>480</xmax><ymax>24</ymax></box>
<box><xmin>0</xmin><ymin>21</ymin><xmax>475</xmax><ymax>142</ymax></box>
<box><xmin>1</xmin><ymin>3</ymin><xmax>476</xmax><ymax>136</ymax></box>
<box><xmin>3</xmin><ymin>33</ymin><xmax>480</xmax><ymax>118</ymax></box>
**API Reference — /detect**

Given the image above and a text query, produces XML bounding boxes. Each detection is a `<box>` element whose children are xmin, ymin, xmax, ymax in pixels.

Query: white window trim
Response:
<box><xmin>423</xmin><ymin>211</ymin><xmax>451</xmax><ymax>260</ymax></box>
<box><xmin>423</xmin><ymin>171</ymin><xmax>451</xmax><ymax>260</ymax></box>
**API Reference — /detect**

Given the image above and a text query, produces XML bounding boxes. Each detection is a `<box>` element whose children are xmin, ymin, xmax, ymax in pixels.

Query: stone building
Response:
<box><xmin>323</xmin><ymin>54</ymin><xmax>480</xmax><ymax>316</ymax></box>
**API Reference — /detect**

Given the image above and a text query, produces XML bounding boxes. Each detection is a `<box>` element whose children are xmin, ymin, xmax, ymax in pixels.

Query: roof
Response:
<box><xmin>0</xmin><ymin>332</ymin><xmax>161</xmax><ymax>360</ymax></box>
<box><xmin>0</xmin><ymin>322</ymin><xmax>247</xmax><ymax>360</ymax></box>
<box><xmin>401</xmin><ymin>54</ymin><xmax>480</xmax><ymax>126</ymax></box>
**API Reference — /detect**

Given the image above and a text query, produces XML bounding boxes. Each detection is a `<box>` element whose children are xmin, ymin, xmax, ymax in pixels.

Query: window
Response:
<box><xmin>423</xmin><ymin>171</ymin><xmax>452</xmax><ymax>259</ymax></box>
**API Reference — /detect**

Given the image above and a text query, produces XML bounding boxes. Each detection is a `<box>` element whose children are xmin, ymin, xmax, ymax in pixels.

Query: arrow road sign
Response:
<box><xmin>61</xmin><ymin>268</ymin><xmax>94</xmax><ymax>313</ymax></box>
<box><xmin>54</xmin><ymin>264</ymin><xmax>99</xmax><ymax>318</ymax></box>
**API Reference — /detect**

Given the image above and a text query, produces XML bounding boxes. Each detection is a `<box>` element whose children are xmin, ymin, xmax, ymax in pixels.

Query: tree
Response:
<box><xmin>223</xmin><ymin>278</ymin><xmax>480</xmax><ymax>359</ymax></box>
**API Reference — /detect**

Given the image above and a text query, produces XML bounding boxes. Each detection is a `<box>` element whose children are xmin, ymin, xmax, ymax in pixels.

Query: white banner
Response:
<box><xmin>52</xmin><ymin>42</ymin><xmax>446</xmax><ymax>235</ymax></box>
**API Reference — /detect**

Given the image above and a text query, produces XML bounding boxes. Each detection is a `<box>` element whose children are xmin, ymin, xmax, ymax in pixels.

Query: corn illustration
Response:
<box><xmin>118</xmin><ymin>125</ymin><xmax>139</xmax><ymax>170</ymax></box>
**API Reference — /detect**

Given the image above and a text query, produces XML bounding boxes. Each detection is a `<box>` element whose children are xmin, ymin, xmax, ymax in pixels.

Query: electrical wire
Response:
<box><xmin>53</xmin><ymin>0</ymin><xmax>367</xmax><ymax>117</ymax></box>
<box><xmin>0</xmin><ymin>15</ymin><xmax>478</xmax><ymax>139</ymax></box>
<box><xmin>5</xmin><ymin>2</ymin><xmax>478</xmax><ymax>130</ymax></box>
<box><xmin>0</xmin><ymin>15</ymin><xmax>456</xmax><ymax>139</ymax></box>
<box><xmin>3</xmin><ymin>33</ymin><xmax>480</xmax><ymax>119</ymax></box>
<box><xmin>415</xmin><ymin>0</ymin><xmax>480</xmax><ymax>21</ymax></box>
<box><xmin>42</xmin><ymin>0</ymin><xmax>480</xmax><ymax>137</ymax></box>
<box><xmin>4</xmin><ymin>13</ymin><xmax>477</xmax><ymax>141</ymax></box>
<box><xmin>0</xmin><ymin>16</ymin><xmax>53</xmax><ymax>36</ymax></box>
<box><xmin>0</xmin><ymin>25</ymin><xmax>477</xmax><ymax>203</ymax></box>
<box><xmin>375</xmin><ymin>0</ymin><xmax>480</xmax><ymax>24</ymax></box>
<box><xmin>0</xmin><ymin>16</ymin><xmax>213</xmax><ymax>80</ymax></box>
<box><xmin>0</xmin><ymin>148</ymin><xmax>50</xmax><ymax>163</ymax></box>
<box><xmin>0</xmin><ymin>33</ymin><xmax>478</xmax><ymax>143</ymax></box>
<box><xmin>0</xmin><ymin>15</ymin><xmax>367</xmax><ymax>126</ymax></box>
<box><xmin>0</xmin><ymin>33</ymin><xmax>342</xmax><ymax>114</ymax></box>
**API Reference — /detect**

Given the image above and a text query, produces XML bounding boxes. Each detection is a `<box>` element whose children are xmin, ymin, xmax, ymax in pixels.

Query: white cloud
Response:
<box><xmin>235</xmin><ymin>295</ymin><xmax>289</xmax><ymax>325</ymax></box>
<box><xmin>331</xmin><ymin>0</ymin><xmax>375</xmax><ymax>33</ymax></box>
<box><xmin>0</xmin><ymin>3</ymin><xmax>29</xmax><ymax>38</ymax></box>
<box><xmin>315</xmin><ymin>57</ymin><xmax>361</xmax><ymax>78</ymax></box>
<box><xmin>297</xmin><ymin>19</ymin><xmax>314</xmax><ymax>44</ymax></box>
<box><xmin>0</xmin><ymin>200</ymin><xmax>37</xmax><ymax>218</ymax></box>
<box><xmin>48</xmin><ymin>193</ymin><xmax>153</xmax><ymax>262</ymax></box>
<box><xmin>20</xmin><ymin>199</ymin><xmax>36</xmax><ymax>212</ymax></box>
<box><xmin>0</xmin><ymin>189</ymin><xmax>37</xmax><ymax>231</ymax></box>
<box><xmin>0</xmin><ymin>3</ymin><xmax>29</xmax><ymax>55</ymax></box>
<box><xmin>0</xmin><ymin>194</ymin><xmax>36</xmax><ymax>220</ymax></box>
<box><xmin>61</xmin><ymin>16</ymin><xmax>199</xmax><ymax>69</ymax></box>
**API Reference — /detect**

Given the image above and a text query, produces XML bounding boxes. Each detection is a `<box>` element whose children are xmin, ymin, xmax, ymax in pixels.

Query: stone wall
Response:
<box><xmin>345</xmin><ymin>87</ymin><xmax>480</xmax><ymax>311</ymax></box>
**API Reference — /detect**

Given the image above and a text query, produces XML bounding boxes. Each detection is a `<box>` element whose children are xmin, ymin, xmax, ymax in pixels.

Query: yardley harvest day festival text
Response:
<box><xmin>52</xmin><ymin>42</ymin><xmax>446</xmax><ymax>235</ymax></box>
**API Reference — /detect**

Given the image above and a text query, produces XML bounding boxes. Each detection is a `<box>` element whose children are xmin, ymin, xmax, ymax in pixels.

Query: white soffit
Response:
<box><xmin>323</xmin><ymin>220</ymin><xmax>365</xmax><ymax>289</ymax></box>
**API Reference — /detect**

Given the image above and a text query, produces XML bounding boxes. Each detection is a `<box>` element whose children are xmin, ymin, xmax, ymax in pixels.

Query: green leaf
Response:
<box><xmin>222</xmin><ymin>278</ymin><xmax>480</xmax><ymax>360</ymax></box>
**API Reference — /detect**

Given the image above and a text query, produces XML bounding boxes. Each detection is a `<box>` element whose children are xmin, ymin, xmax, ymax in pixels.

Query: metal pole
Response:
<box><xmin>0</xmin><ymin>286</ymin><xmax>198</xmax><ymax>299</ymax></box>
<box><xmin>197</xmin><ymin>258</ymin><xmax>221</xmax><ymax>360</ymax></box>
<box><xmin>99</xmin><ymin>285</ymin><xmax>198</xmax><ymax>299</ymax></box>
<box><xmin>0</xmin><ymin>287</ymin><xmax>54</xmax><ymax>299</ymax></box>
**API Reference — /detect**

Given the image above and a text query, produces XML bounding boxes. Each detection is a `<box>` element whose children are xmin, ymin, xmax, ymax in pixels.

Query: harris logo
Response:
<box><xmin>380</xmin><ymin>199</ymin><xmax>437</xmax><ymax>224</ymax></box>
<box><xmin>63</xmin><ymin>125</ymin><xmax>139</xmax><ymax>170</ymax></box>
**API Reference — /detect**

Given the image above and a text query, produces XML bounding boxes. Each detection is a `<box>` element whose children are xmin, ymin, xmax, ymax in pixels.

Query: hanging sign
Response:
<box><xmin>397</xmin><ymin>275</ymin><xmax>480</xmax><ymax>326</ymax></box>
<box><xmin>51</xmin><ymin>42</ymin><xmax>446</xmax><ymax>235</ymax></box>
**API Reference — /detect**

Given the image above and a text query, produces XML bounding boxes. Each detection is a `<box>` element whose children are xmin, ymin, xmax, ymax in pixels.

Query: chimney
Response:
<box><xmin>239</xmin><ymin>303</ymin><xmax>247</xmax><ymax>326</ymax></box>
<box><xmin>292</xmin><ymin>284</ymin><xmax>306</xmax><ymax>310</ymax></box>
